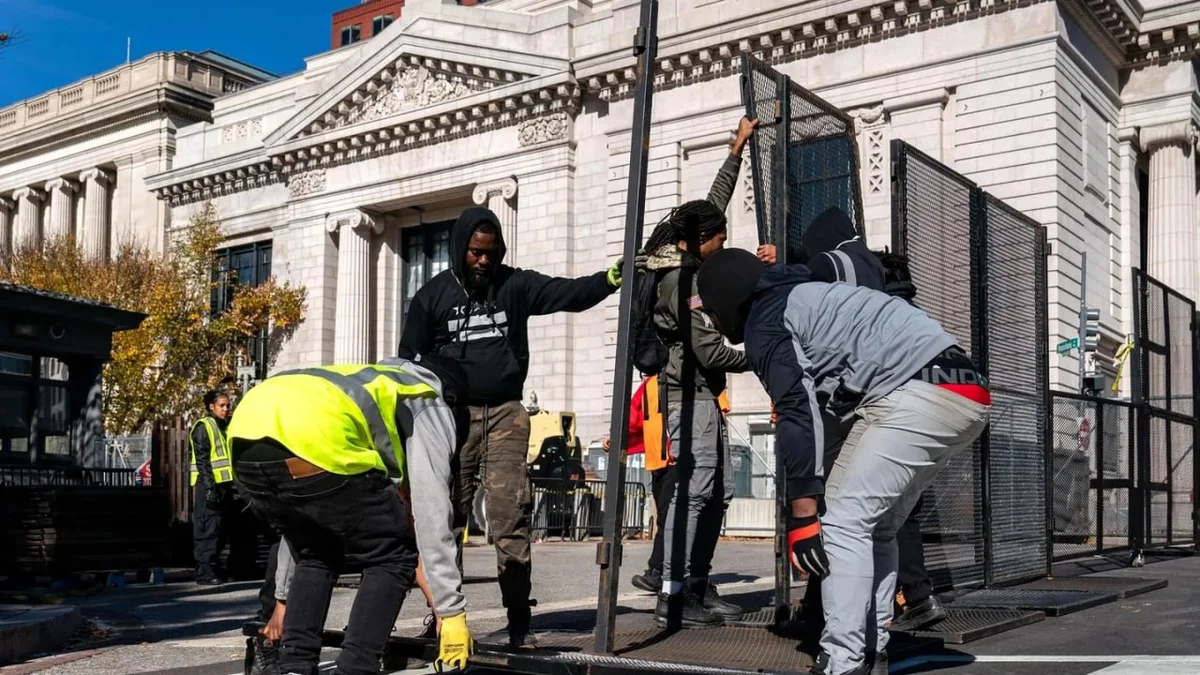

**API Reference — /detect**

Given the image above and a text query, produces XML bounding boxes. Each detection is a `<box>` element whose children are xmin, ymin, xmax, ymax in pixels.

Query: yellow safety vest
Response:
<box><xmin>189</xmin><ymin>417</ymin><xmax>233</xmax><ymax>486</ymax></box>
<box><xmin>226</xmin><ymin>364</ymin><xmax>437</xmax><ymax>481</ymax></box>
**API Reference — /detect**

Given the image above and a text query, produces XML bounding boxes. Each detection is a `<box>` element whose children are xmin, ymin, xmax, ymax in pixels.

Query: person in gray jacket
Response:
<box><xmin>639</xmin><ymin>116</ymin><xmax>758</xmax><ymax>627</ymax></box>
<box><xmin>695</xmin><ymin>249</ymin><xmax>991</xmax><ymax>675</ymax></box>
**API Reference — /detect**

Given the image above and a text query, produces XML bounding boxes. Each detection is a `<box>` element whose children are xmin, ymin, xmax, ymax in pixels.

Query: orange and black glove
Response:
<box><xmin>787</xmin><ymin>515</ymin><xmax>829</xmax><ymax>578</ymax></box>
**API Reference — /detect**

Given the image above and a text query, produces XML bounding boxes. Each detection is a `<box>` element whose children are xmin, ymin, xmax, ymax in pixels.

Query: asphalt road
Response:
<box><xmin>5</xmin><ymin>541</ymin><xmax>1200</xmax><ymax>675</ymax></box>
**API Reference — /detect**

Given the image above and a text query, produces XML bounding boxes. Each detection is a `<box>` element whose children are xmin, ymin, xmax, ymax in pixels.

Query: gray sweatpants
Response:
<box><xmin>820</xmin><ymin>380</ymin><xmax>989</xmax><ymax>674</ymax></box>
<box><xmin>661</xmin><ymin>397</ymin><xmax>734</xmax><ymax>592</ymax></box>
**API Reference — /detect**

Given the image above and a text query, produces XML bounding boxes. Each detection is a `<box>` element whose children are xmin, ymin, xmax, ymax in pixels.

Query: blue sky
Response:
<box><xmin>0</xmin><ymin>0</ymin><xmax>339</xmax><ymax>107</ymax></box>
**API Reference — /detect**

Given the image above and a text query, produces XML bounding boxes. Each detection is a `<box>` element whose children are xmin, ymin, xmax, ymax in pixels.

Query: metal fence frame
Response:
<box><xmin>1048</xmin><ymin>391</ymin><xmax>1136</xmax><ymax>562</ymax></box>
<box><xmin>530</xmin><ymin>478</ymin><xmax>646</xmax><ymax>543</ymax></box>
<box><xmin>1131</xmin><ymin>269</ymin><xmax>1200</xmax><ymax>554</ymax></box>
<box><xmin>892</xmin><ymin>140</ymin><xmax>1050</xmax><ymax>589</ymax></box>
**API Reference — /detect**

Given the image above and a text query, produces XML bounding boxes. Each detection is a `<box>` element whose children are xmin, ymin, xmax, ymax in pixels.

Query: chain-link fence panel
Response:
<box><xmin>892</xmin><ymin>141</ymin><xmax>985</xmax><ymax>590</ymax></box>
<box><xmin>782</xmin><ymin>78</ymin><xmax>865</xmax><ymax>263</ymax></box>
<box><xmin>979</xmin><ymin>196</ymin><xmax>1049</xmax><ymax>584</ymax></box>
<box><xmin>891</xmin><ymin>141</ymin><xmax>974</xmax><ymax>351</ymax></box>
<box><xmin>1050</xmin><ymin>392</ymin><xmax>1134</xmax><ymax>561</ymax></box>
<box><xmin>1132</xmin><ymin>270</ymin><xmax>1199</xmax><ymax>551</ymax></box>
<box><xmin>740</xmin><ymin>55</ymin><xmax>783</xmax><ymax>247</ymax></box>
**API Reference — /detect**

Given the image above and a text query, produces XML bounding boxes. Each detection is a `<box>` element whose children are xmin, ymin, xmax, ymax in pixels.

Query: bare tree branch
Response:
<box><xmin>0</xmin><ymin>29</ymin><xmax>24</xmax><ymax>57</ymax></box>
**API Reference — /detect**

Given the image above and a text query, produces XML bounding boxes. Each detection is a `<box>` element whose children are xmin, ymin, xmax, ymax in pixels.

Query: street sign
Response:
<box><xmin>1057</xmin><ymin>337</ymin><xmax>1079</xmax><ymax>354</ymax></box>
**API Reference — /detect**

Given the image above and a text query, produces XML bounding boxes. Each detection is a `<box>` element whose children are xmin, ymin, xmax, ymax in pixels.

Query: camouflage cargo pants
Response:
<box><xmin>456</xmin><ymin>400</ymin><xmax>533</xmax><ymax>610</ymax></box>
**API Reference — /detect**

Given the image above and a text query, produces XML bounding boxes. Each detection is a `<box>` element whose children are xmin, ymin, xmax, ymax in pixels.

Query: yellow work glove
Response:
<box><xmin>436</xmin><ymin>613</ymin><xmax>473</xmax><ymax>672</ymax></box>
<box><xmin>606</xmin><ymin>259</ymin><xmax>623</xmax><ymax>288</ymax></box>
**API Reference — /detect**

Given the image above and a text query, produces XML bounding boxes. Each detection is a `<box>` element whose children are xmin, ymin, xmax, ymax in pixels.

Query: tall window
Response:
<box><xmin>786</xmin><ymin>136</ymin><xmax>855</xmax><ymax>261</ymax></box>
<box><xmin>212</xmin><ymin>241</ymin><xmax>273</xmax><ymax>377</ymax></box>
<box><xmin>340</xmin><ymin>24</ymin><xmax>361</xmax><ymax>46</ymax></box>
<box><xmin>402</xmin><ymin>221</ymin><xmax>453</xmax><ymax>314</ymax></box>
<box><xmin>372</xmin><ymin>14</ymin><xmax>394</xmax><ymax>35</ymax></box>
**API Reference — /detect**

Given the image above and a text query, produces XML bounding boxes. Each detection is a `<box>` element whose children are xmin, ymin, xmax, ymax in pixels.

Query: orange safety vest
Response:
<box><xmin>642</xmin><ymin>375</ymin><xmax>732</xmax><ymax>472</ymax></box>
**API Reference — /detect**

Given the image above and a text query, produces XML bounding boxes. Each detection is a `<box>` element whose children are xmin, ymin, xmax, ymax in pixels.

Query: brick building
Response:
<box><xmin>331</xmin><ymin>0</ymin><xmax>491</xmax><ymax>49</ymax></box>
<box><xmin>129</xmin><ymin>0</ymin><xmax>1200</xmax><ymax>460</ymax></box>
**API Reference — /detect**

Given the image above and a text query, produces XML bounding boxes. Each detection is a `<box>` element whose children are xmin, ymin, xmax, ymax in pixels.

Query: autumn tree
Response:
<box><xmin>0</xmin><ymin>203</ymin><xmax>306</xmax><ymax>434</ymax></box>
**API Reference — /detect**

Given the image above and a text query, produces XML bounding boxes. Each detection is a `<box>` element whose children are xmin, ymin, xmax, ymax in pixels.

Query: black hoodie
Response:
<box><xmin>398</xmin><ymin>206</ymin><xmax>615</xmax><ymax>406</ymax></box>
<box><xmin>799</xmin><ymin>207</ymin><xmax>886</xmax><ymax>292</ymax></box>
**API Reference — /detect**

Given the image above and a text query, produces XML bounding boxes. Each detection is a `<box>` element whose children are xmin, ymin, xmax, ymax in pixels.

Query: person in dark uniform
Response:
<box><xmin>190</xmin><ymin>389</ymin><xmax>234</xmax><ymax>585</ymax></box>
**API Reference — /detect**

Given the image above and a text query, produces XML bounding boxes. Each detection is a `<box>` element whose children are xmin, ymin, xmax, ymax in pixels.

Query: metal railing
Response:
<box><xmin>0</xmin><ymin>465</ymin><xmax>139</xmax><ymax>487</ymax></box>
<box><xmin>530</xmin><ymin>478</ymin><xmax>646</xmax><ymax>543</ymax></box>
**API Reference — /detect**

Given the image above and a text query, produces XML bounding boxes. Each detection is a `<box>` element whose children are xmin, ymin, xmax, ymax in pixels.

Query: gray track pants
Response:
<box><xmin>820</xmin><ymin>380</ymin><xmax>989</xmax><ymax>675</ymax></box>
<box><xmin>661</xmin><ymin>397</ymin><xmax>733</xmax><ymax>591</ymax></box>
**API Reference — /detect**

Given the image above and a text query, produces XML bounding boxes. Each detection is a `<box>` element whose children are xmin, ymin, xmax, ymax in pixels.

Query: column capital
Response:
<box><xmin>472</xmin><ymin>176</ymin><xmax>519</xmax><ymax>206</ymax></box>
<box><xmin>0</xmin><ymin>196</ymin><xmax>12</xmax><ymax>212</ymax></box>
<box><xmin>1117</xmin><ymin>127</ymin><xmax>1140</xmax><ymax>148</ymax></box>
<box><xmin>1139</xmin><ymin>120</ymin><xmax>1197</xmax><ymax>153</ymax></box>
<box><xmin>79</xmin><ymin>168</ymin><xmax>111</xmax><ymax>185</ymax></box>
<box><xmin>325</xmin><ymin>209</ymin><xmax>383</xmax><ymax>236</ymax></box>
<box><xmin>44</xmin><ymin>178</ymin><xmax>76</xmax><ymax>194</ymax></box>
<box><xmin>12</xmin><ymin>187</ymin><xmax>42</xmax><ymax>203</ymax></box>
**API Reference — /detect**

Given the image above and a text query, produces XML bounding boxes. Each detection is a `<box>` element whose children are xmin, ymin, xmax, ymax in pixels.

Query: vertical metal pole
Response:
<box><xmin>1078</xmin><ymin>251</ymin><xmax>1088</xmax><ymax>395</ymax></box>
<box><xmin>973</xmin><ymin>190</ymin><xmax>993</xmax><ymax>587</ymax></box>
<box><xmin>774</xmin><ymin>72</ymin><xmax>793</xmax><ymax>619</ymax></box>
<box><xmin>594</xmin><ymin>0</ymin><xmax>658</xmax><ymax>655</ymax></box>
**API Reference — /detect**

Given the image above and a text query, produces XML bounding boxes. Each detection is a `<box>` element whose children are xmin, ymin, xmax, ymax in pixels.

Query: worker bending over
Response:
<box><xmin>228</xmin><ymin>356</ymin><xmax>473</xmax><ymax>675</ymax></box>
<box><xmin>696</xmin><ymin>249</ymin><xmax>990</xmax><ymax>675</ymax></box>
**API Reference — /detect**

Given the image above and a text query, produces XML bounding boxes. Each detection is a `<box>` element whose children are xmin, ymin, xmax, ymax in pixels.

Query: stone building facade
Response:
<box><xmin>125</xmin><ymin>0</ymin><xmax>1200</xmax><ymax>451</ymax></box>
<box><xmin>0</xmin><ymin>51</ymin><xmax>274</xmax><ymax>259</ymax></box>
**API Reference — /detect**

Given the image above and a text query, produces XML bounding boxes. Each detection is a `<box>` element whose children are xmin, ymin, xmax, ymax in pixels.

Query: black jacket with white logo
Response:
<box><xmin>398</xmin><ymin>207</ymin><xmax>615</xmax><ymax>406</ymax></box>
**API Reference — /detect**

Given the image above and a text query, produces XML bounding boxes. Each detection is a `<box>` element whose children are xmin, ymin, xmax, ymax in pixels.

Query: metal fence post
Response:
<box><xmin>971</xmin><ymin>187</ymin><xmax>993</xmax><ymax>587</ymax></box>
<box><xmin>594</xmin><ymin>0</ymin><xmax>658</xmax><ymax>654</ymax></box>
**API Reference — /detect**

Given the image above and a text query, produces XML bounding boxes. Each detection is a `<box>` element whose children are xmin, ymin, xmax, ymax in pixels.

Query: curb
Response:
<box><xmin>0</xmin><ymin>606</ymin><xmax>84</xmax><ymax>665</ymax></box>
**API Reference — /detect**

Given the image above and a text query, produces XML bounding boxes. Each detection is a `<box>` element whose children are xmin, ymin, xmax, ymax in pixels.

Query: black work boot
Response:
<box><xmin>810</xmin><ymin>649</ymin><xmax>886</xmax><ymax>675</ymax></box>
<box><xmin>890</xmin><ymin>595</ymin><xmax>947</xmax><ymax>632</ymax></box>
<box><xmin>689</xmin><ymin>578</ymin><xmax>743</xmax><ymax>618</ymax></box>
<box><xmin>631</xmin><ymin>569</ymin><xmax>662</xmax><ymax>594</ymax></box>
<box><xmin>654</xmin><ymin>588</ymin><xmax>723</xmax><ymax>628</ymax></box>
<box><xmin>246</xmin><ymin>636</ymin><xmax>281</xmax><ymax>675</ymax></box>
<box><xmin>506</xmin><ymin>605</ymin><xmax>540</xmax><ymax>648</ymax></box>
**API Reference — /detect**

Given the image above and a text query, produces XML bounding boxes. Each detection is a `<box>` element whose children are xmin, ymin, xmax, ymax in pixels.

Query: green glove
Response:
<box><xmin>607</xmin><ymin>259</ymin><xmax>624</xmax><ymax>288</ymax></box>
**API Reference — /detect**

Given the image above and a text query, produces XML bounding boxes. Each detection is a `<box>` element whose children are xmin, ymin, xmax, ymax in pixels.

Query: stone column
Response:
<box><xmin>44</xmin><ymin>178</ymin><xmax>76</xmax><ymax>241</ymax></box>
<box><xmin>1140</xmin><ymin>121</ymin><xmax>1198</xmax><ymax>300</ymax></box>
<box><xmin>11</xmin><ymin>187</ymin><xmax>43</xmax><ymax>250</ymax></box>
<box><xmin>327</xmin><ymin>210</ymin><xmax>383</xmax><ymax>364</ymax></box>
<box><xmin>78</xmin><ymin>169</ymin><xmax>111</xmax><ymax>258</ymax></box>
<box><xmin>0</xmin><ymin>197</ymin><xmax>12</xmax><ymax>259</ymax></box>
<box><xmin>472</xmin><ymin>177</ymin><xmax>519</xmax><ymax>264</ymax></box>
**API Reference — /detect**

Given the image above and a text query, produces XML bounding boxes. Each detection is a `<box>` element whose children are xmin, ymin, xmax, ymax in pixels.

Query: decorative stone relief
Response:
<box><xmin>288</xmin><ymin>169</ymin><xmax>327</xmax><ymax>198</ymax></box>
<box><xmin>341</xmin><ymin>66</ymin><xmax>476</xmax><ymax>128</ymax></box>
<box><xmin>741</xmin><ymin>156</ymin><xmax>755</xmax><ymax>215</ymax></box>
<box><xmin>518</xmin><ymin>113</ymin><xmax>570</xmax><ymax>147</ymax></box>
<box><xmin>222</xmin><ymin>117</ymin><xmax>264</xmax><ymax>144</ymax></box>
<box><xmin>848</xmin><ymin>105</ymin><xmax>887</xmax><ymax>195</ymax></box>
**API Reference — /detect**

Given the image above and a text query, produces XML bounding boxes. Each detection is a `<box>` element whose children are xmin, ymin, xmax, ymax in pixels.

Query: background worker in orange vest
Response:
<box><xmin>604</xmin><ymin>376</ymin><xmax>732</xmax><ymax>598</ymax></box>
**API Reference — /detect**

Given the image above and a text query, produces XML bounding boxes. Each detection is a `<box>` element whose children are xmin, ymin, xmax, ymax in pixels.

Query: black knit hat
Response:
<box><xmin>697</xmin><ymin>248</ymin><xmax>767</xmax><ymax>345</ymax></box>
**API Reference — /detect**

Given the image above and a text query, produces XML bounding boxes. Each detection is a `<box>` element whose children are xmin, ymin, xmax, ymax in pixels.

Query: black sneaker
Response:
<box><xmin>247</xmin><ymin>636</ymin><xmax>281</xmax><ymax>675</ymax></box>
<box><xmin>890</xmin><ymin>596</ymin><xmax>947</xmax><ymax>632</ymax></box>
<box><xmin>693</xmin><ymin>580</ymin><xmax>743</xmax><ymax>617</ymax></box>
<box><xmin>196</xmin><ymin>575</ymin><xmax>223</xmax><ymax>586</ymax></box>
<box><xmin>631</xmin><ymin>570</ymin><xmax>661</xmax><ymax>594</ymax></box>
<box><xmin>654</xmin><ymin>589</ymin><xmax>723</xmax><ymax>628</ymax></box>
<box><xmin>416</xmin><ymin>614</ymin><xmax>437</xmax><ymax>640</ymax></box>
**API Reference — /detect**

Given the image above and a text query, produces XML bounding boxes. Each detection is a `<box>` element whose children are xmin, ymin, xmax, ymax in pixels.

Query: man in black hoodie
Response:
<box><xmin>398</xmin><ymin>206</ymin><xmax>620</xmax><ymax>647</ymax></box>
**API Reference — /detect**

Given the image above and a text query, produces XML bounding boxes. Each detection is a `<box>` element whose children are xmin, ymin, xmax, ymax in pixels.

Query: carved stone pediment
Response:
<box><xmin>296</xmin><ymin>54</ymin><xmax>535</xmax><ymax>140</ymax></box>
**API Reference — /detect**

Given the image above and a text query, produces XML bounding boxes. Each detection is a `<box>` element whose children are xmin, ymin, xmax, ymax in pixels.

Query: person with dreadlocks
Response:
<box><xmin>397</xmin><ymin>203</ymin><xmax>623</xmax><ymax>648</ymax></box>
<box><xmin>638</xmin><ymin>115</ymin><xmax>761</xmax><ymax>628</ymax></box>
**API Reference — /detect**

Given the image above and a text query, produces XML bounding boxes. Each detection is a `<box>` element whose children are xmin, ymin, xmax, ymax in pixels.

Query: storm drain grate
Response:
<box><xmin>898</xmin><ymin>607</ymin><xmax>1045</xmax><ymax>644</ymax></box>
<box><xmin>952</xmin><ymin>588</ymin><xmax>1117</xmax><ymax>616</ymax></box>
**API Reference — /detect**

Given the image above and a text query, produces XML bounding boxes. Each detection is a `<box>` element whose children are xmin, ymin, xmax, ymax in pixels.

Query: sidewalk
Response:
<box><xmin>0</xmin><ymin>606</ymin><xmax>82</xmax><ymax>665</ymax></box>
